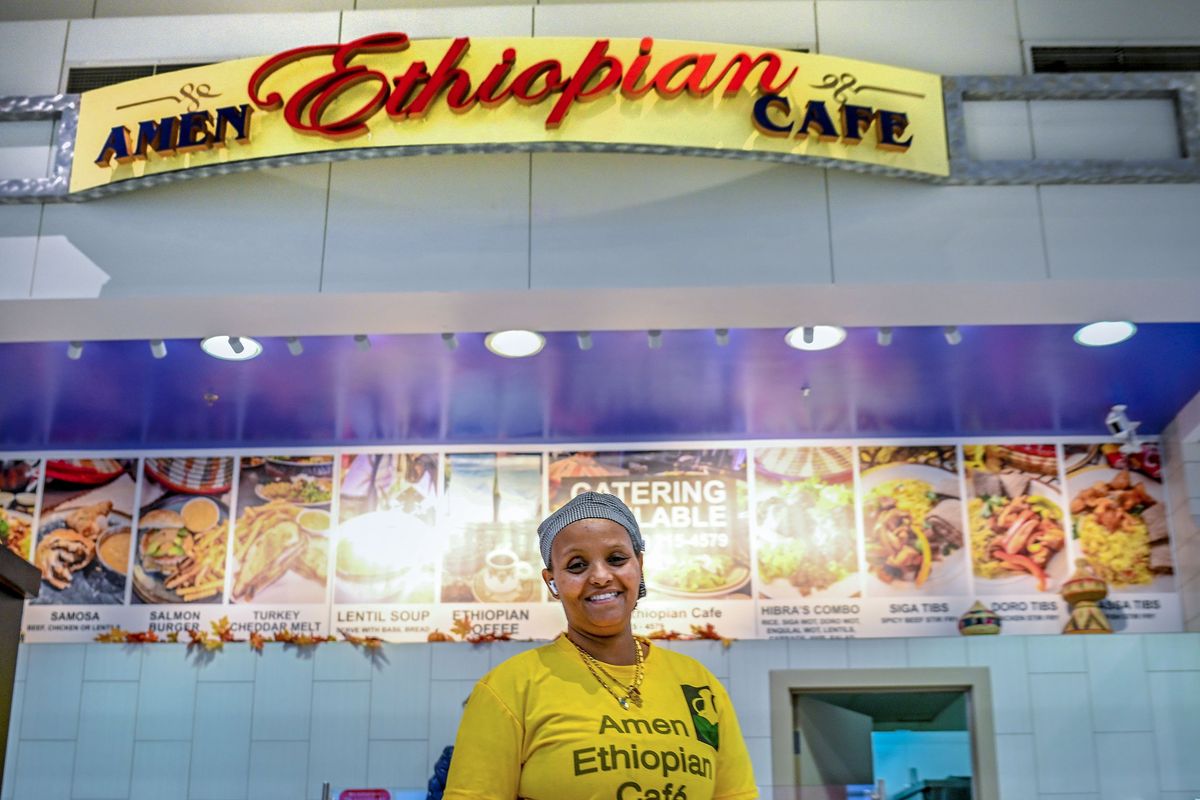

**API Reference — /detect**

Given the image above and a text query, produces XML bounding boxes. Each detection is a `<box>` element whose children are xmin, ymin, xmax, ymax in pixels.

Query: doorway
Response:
<box><xmin>769</xmin><ymin>668</ymin><xmax>999</xmax><ymax>800</ymax></box>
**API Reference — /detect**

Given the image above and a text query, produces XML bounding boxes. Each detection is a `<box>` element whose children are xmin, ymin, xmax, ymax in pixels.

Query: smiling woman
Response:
<box><xmin>443</xmin><ymin>492</ymin><xmax>758</xmax><ymax>800</ymax></box>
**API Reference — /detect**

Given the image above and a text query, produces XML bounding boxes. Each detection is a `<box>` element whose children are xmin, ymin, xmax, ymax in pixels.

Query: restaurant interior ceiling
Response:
<box><xmin>4</xmin><ymin>322</ymin><xmax>1200</xmax><ymax>451</ymax></box>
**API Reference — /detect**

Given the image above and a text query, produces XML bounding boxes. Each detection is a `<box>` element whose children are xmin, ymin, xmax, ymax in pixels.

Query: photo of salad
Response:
<box><xmin>964</xmin><ymin>444</ymin><xmax>1068</xmax><ymax>594</ymax></box>
<box><xmin>861</xmin><ymin>446</ymin><xmax>966</xmax><ymax>596</ymax></box>
<box><xmin>754</xmin><ymin>447</ymin><xmax>858</xmax><ymax>598</ymax></box>
<box><xmin>1066</xmin><ymin>444</ymin><xmax>1171</xmax><ymax>591</ymax></box>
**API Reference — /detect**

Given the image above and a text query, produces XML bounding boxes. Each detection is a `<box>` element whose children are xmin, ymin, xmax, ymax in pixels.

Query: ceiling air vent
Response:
<box><xmin>1032</xmin><ymin>45</ymin><xmax>1200</xmax><ymax>73</ymax></box>
<box><xmin>65</xmin><ymin>62</ymin><xmax>213</xmax><ymax>93</ymax></box>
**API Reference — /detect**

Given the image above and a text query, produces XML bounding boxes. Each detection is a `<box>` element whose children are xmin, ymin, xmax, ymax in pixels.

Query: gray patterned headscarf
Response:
<box><xmin>538</xmin><ymin>491</ymin><xmax>647</xmax><ymax>599</ymax></box>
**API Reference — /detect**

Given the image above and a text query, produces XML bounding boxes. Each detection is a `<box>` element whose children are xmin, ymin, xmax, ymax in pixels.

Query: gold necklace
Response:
<box><xmin>569</xmin><ymin>636</ymin><xmax>647</xmax><ymax>710</ymax></box>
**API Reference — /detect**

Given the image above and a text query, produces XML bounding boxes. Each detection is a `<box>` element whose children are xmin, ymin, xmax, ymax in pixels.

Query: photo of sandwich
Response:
<box><xmin>132</xmin><ymin>460</ymin><xmax>232</xmax><ymax>605</ymax></box>
<box><xmin>231</xmin><ymin>455</ymin><xmax>333</xmax><ymax>604</ymax></box>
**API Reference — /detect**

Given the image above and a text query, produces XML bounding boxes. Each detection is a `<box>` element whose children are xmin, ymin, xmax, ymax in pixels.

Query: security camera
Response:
<box><xmin>1105</xmin><ymin>405</ymin><xmax>1134</xmax><ymax>437</ymax></box>
<box><xmin>1105</xmin><ymin>404</ymin><xmax>1143</xmax><ymax>453</ymax></box>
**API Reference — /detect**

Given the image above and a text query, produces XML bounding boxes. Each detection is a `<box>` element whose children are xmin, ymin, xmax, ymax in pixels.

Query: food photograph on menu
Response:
<box><xmin>132</xmin><ymin>457</ymin><xmax>233</xmax><ymax>604</ymax></box>
<box><xmin>861</xmin><ymin>446</ymin><xmax>967</xmax><ymax>596</ymax></box>
<box><xmin>1065</xmin><ymin>443</ymin><xmax>1172</xmax><ymax>591</ymax></box>
<box><xmin>31</xmin><ymin>459</ymin><xmax>137</xmax><ymax>605</ymax></box>
<box><xmin>443</xmin><ymin>453</ymin><xmax>542</xmax><ymax>603</ymax></box>
<box><xmin>754</xmin><ymin>446</ymin><xmax>857</xmax><ymax>599</ymax></box>
<box><xmin>964</xmin><ymin>445</ymin><xmax>1068</xmax><ymax>594</ymax></box>
<box><xmin>551</xmin><ymin>449</ymin><xmax>750</xmax><ymax>600</ymax></box>
<box><xmin>0</xmin><ymin>459</ymin><xmax>40</xmax><ymax>564</ymax></box>
<box><xmin>232</xmin><ymin>455</ymin><xmax>335</xmax><ymax>604</ymax></box>
<box><xmin>336</xmin><ymin>451</ymin><xmax>438</xmax><ymax>604</ymax></box>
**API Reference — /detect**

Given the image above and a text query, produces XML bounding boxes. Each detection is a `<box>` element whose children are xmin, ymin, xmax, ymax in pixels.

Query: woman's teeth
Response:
<box><xmin>588</xmin><ymin>592</ymin><xmax>618</xmax><ymax>602</ymax></box>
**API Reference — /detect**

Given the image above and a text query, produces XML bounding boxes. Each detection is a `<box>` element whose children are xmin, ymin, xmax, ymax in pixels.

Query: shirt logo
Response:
<box><xmin>680</xmin><ymin>684</ymin><xmax>719</xmax><ymax>750</ymax></box>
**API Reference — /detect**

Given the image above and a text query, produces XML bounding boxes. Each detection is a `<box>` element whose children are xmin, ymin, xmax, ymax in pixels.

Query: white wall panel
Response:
<box><xmin>963</xmin><ymin>101</ymin><xmax>1034</xmax><ymax>161</ymax></box>
<box><xmin>0</xmin><ymin>1</ymin><xmax>90</xmax><ymax>22</ymax></box>
<box><xmin>0</xmin><ymin>206</ymin><xmax>40</xmax><ymax>300</ymax></box>
<box><xmin>815</xmin><ymin>0</ymin><xmax>1023</xmax><ymax>75</ymax></box>
<box><xmin>96</xmin><ymin>0</ymin><xmax>351</xmax><ymax>16</ymax></box>
<box><xmin>33</xmin><ymin>164</ymin><xmax>330</xmax><ymax>298</ymax></box>
<box><xmin>0</xmin><ymin>121</ymin><xmax>52</xmax><ymax>181</ymax></box>
<box><xmin>1030</xmin><ymin>673</ymin><xmax>1099</xmax><ymax>793</ymax></box>
<box><xmin>1018</xmin><ymin>0</ymin><xmax>1200</xmax><ymax>42</ymax></box>
<box><xmin>358</xmin><ymin>0</ymin><xmax>528</xmax><ymax>7</ymax></box>
<box><xmin>1031</xmin><ymin>99</ymin><xmax>1180</xmax><ymax>161</ymax></box>
<box><xmin>1150</xmin><ymin>670</ymin><xmax>1200</xmax><ymax>790</ymax></box>
<box><xmin>342</xmin><ymin>6</ymin><xmax>533</xmax><ymax>40</ymax></box>
<box><xmin>534</xmin><ymin>1</ymin><xmax>815</xmax><ymax>50</ymax></box>
<box><xmin>65</xmin><ymin>12</ymin><xmax>341</xmax><ymax>64</ymax></box>
<box><xmin>322</xmin><ymin>154</ymin><xmax>531</xmax><ymax>293</ymax></box>
<box><xmin>530</xmin><ymin>153</ymin><xmax>831</xmax><ymax>289</ymax></box>
<box><xmin>827</xmin><ymin>172</ymin><xmax>1047</xmax><ymax>283</ymax></box>
<box><xmin>0</xmin><ymin>20</ymin><xmax>67</xmax><ymax>95</ymax></box>
<box><xmin>1041</xmin><ymin>186</ymin><xmax>1200</xmax><ymax>281</ymax></box>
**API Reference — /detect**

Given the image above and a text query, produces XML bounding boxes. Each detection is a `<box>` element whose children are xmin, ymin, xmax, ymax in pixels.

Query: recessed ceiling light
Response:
<box><xmin>784</xmin><ymin>325</ymin><xmax>845</xmax><ymax>351</ymax></box>
<box><xmin>149</xmin><ymin>339</ymin><xmax>167</xmax><ymax>359</ymax></box>
<box><xmin>485</xmin><ymin>329</ymin><xmax>545</xmax><ymax>358</ymax></box>
<box><xmin>201</xmin><ymin>335</ymin><xmax>262</xmax><ymax>361</ymax></box>
<box><xmin>1074</xmin><ymin>321</ymin><xmax>1137</xmax><ymax>347</ymax></box>
<box><xmin>66</xmin><ymin>341</ymin><xmax>84</xmax><ymax>360</ymax></box>
<box><xmin>943</xmin><ymin>325</ymin><xmax>962</xmax><ymax>345</ymax></box>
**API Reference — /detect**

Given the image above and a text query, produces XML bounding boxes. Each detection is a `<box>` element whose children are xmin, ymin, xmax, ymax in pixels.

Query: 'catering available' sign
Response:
<box><xmin>71</xmin><ymin>33</ymin><xmax>949</xmax><ymax>193</ymax></box>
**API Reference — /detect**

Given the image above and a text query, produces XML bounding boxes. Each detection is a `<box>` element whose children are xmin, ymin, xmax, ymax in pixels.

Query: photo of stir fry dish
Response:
<box><xmin>755</xmin><ymin>447</ymin><xmax>858</xmax><ymax>598</ymax></box>
<box><xmin>964</xmin><ymin>444</ymin><xmax>1067</xmax><ymax>593</ymax></box>
<box><xmin>970</xmin><ymin>494</ymin><xmax>1065</xmax><ymax>592</ymax></box>
<box><xmin>1069</xmin><ymin>464</ymin><xmax>1170</xmax><ymax>587</ymax></box>
<box><xmin>860</xmin><ymin>446</ymin><xmax>965</xmax><ymax>596</ymax></box>
<box><xmin>864</xmin><ymin>478</ymin><xmax>963</xmax><ymax>588</ymax></box>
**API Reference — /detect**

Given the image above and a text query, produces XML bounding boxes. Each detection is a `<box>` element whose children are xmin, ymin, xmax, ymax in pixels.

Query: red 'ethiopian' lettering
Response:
<box><xmin>247</xmin><ymin>32</ymin><xmax>800</xmax><ymax>137</ymax></box>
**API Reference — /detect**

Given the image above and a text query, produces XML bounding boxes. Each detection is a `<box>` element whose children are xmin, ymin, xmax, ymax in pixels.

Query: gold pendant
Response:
<box><xmin>629</xmin><ymin>694</ymin><xmax>643</xmax><ymax>708</ymax></box>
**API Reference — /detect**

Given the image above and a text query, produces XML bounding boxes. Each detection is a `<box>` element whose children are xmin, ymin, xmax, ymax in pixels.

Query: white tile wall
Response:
<box><xmin>1031</xmin><ymin>99</ymin><xmax>1181</xmax><ymax>161</ymax></box>
<box><xmin>1041</xmin><ymin>186</ymin><xmax>1200</xmax><ymax>281</ymax></box>
<box><xmin>34</xmin><ymin>164</ymin><xmax>331</xmax><ymax>298</ymax></box>
<box><xmin>815</xmin><ymin>0</ymin><xmax>1024</xmax><ymax>75</ymax></box>
<box><xmin>961</xmin><ymin>101</ymin><xmax>1034</xmax><ymax>161</ymax></box>
<box><xmin>1084</xmin><ymin>636</ymin><xmax>1154</xmax><ymax>732</ymax></box>
<box><xmin>0</xmin><ymin>206</ymin><xmax>40</xmax><ymax>300</ymax></box>
<box><xmin>6</xmin><ymin>635</ymin><xmax>1200</xmax><ymax>799</ymax></box>
<box><xmin>322</xmin><ymin>154</ymin><xmax>532</xmax><ymax>293</ymax></box>
<box><xmin>533</xmin><ymin>1</ymin><xmax>816</xmax><ymax>50</ymax></box>
<box><xmin>530</xmin><ymin>154</ymin><xmax>832</xmax><ymax>290</ymax></box>
<box><xmin>1016</xmin><ymin>0</ymin><xmax>1200</xmax><ymax>42</ymax></box>
<box><xmin>64</xmin><ymin>12</ymin><xmax>341</xmax><ymax>63</ymax></box>
<box><xmin>0</xmin><ymin>1</ymin><xmax>90</xmax><ymax>23</ymax></box>
<box><xmin>0</xmin><ymin>121</ymin><xmax>54</xmax><ymax>181</ymax></box>
<box><xmin>827</xmin><ymin>173</ymin><xmax>1047</xmax><ymax>284</ymax></box>
<box><xmin>95</xmin><ymin>0</ymin><xmax>352</xmax><ymax>17</ymax></box>
<box><xmin>0</xmin><ymin>20</ymin><xmax>67</xmax><ymax>94</ymax></box>
<box><xmin>340</xmin><ymin>6</ymin><xmax>533</xmax><ymax>40</ymax></box>
<box><xmin>1029</xmin><ymin>673</ymin><xmax>1099</xmax><ymax>793</ymax></box>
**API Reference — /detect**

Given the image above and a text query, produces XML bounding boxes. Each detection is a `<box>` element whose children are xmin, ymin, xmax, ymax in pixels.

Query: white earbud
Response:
<box><xmin>548</xmin><ymin>580</ymin><xmax>558</xmax><ymax>597</ymax></box>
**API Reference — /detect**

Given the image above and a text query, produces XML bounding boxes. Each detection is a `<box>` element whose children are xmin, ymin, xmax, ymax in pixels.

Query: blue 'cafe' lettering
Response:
<box><xmin>94</xmin><ymin>104</ymin><xmax>254</xmax><ymax>167</ymax></box>
<box><xmin>751</xmin><ymin>93</ymin><xmax>913</xmax><ymax>151</ymax></box>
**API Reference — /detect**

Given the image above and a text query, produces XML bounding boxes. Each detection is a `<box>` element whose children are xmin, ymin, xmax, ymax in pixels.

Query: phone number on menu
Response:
<box><xmin>657</xmin><ymin>533</ymin><xmax>730</xmax><ymax>549</ymax></box>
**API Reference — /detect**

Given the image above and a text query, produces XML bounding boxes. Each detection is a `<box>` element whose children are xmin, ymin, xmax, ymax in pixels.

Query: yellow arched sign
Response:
<box><xmin>71</xmin><ymin>34</ymin><xmax>949</xmax><ymax>193</ymax></box>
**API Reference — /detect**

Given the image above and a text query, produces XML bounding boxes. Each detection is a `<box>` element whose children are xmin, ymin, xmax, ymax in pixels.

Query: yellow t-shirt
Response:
<box><xmin>444</xmin><ymin>635</ymin><xmax>758</xmax><ymax>800</ymax></box>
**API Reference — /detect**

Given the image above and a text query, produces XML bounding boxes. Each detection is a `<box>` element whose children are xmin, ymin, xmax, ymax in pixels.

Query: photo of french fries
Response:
<box><xmin>231</xmin><ymin>455</ymin><xmax>332</xmax><ymax>604</ymax></box>
<box><xmin>133</xmin><ymin>493</ymin><xmax>229</xmax><ymax>604</ymax></box>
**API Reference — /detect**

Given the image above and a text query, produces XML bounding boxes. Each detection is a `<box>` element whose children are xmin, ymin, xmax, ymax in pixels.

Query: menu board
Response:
<box><xmin>9</xmin><ymin>440</ymin><xmax>1184</xmax><ymax>643</ymax></box>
